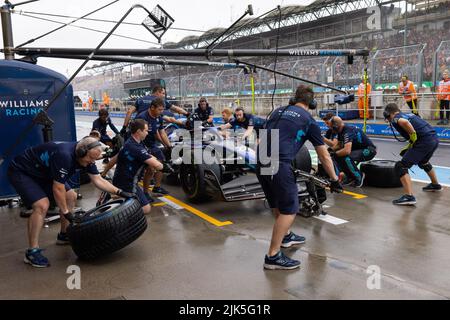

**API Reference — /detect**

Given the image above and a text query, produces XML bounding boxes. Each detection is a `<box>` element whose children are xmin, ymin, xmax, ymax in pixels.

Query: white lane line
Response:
<box><xmin>313</xmin><ymin>214</ymin><xmax>348</xmax><ymax>225</ymax></box>
<box><xmin>429</xmin><ymin>164</ymin><xmax>450</xmax><ymax>170</ymax></box>
<box><xmin>157</xmin><ymin>197</ymin><xmax>184</xmax><ymax>210</ymax></box>
<box><xmin>309</xmin><ymin>154</ymin><xmax>350</xmax><ymax>225</ymax></box>
<box><xmin>409</xmin><ymin>178</ymin><xmax>450</xmax><ymax>188</ymax></box>
<box><xmin>370</xmin><ymin>137</ymin><xmax>450</xmax><ymax>146</ymax></box>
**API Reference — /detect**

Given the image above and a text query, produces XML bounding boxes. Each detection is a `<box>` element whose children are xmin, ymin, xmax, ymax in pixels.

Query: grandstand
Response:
<box><xmin>73</xmin><ymin>0</ymin><xmax>450</xmax><ymax>106</ymax></box>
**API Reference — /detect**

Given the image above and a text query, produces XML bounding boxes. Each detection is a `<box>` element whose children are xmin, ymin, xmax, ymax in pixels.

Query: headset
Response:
<box><xmin>330</xmin><ymin>116</ymin><xmax>340</xmax><ymax>133</ymax></box>
<box><xmin>288</xmin><ymin>92</ymin><xmax>318</xmax><ymax>110</ymax></box>
<box><xmin>308</xmin><ymin>98</ymin><xmax>318</xmax><ymax>110</ymax></box>
<box><xmin>76</xmin><ymin>141</ymin><xmax>102</xmax><ymax>158</ymax></box>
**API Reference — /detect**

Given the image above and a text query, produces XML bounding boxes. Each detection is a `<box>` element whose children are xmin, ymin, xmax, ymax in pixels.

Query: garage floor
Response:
<box><xmin>0</xmin><ymin>116</ymin><xmax>449</xmax><ymax>299</ymax></box>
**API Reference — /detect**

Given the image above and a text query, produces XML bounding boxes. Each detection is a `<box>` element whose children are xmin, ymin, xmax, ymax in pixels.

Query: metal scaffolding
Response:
<box><xmin>172</xmin><ymin>0</ymin><xmax>399</xmax><ymax>50</ymax></box>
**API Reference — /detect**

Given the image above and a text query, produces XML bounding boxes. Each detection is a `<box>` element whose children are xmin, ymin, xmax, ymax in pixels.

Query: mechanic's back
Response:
<box><xmin>264</xmin><ymin>103</ymin><xmax>322</xmax><ymax>162</ymax></box>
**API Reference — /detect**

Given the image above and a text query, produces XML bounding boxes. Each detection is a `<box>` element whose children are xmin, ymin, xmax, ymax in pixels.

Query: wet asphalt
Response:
<box><xmin>0</xmin><ymin>115</ymin><xmax>449</xmax><ymax>299</ymax></box>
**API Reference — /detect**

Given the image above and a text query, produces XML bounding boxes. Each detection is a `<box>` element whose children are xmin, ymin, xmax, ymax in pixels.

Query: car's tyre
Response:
<box><xmin>165</xmin><ymin>172</ymin><xmax>180</xmax><ymax>185</ymax></box>
<box><xmin>360</xmin><ymin>160</ymin><xmax>402</xmax><ymax>188</ymax></box>
<box><xmin>180</xmin><ymin>162</ymin><xmax>222</xmax><ymax>203</ymax></box>
<box><xmin>293</xmin><ymin>145</ymin><xmax>312</xmax><ymax>173</ymax></box>
<box><xmin>67</xmin><ymin>198</ymin><xmax>147</xmax><ymax>260</ymax></box>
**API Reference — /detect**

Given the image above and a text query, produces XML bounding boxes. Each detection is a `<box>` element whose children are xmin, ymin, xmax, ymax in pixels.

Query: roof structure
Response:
<box><xmin>166</xmin><ymin>0</ymin><xmax>400</xmax><ymax>50</ymax></box>
<box><xmin>87</xmin><ymin>0</ymin><xmax>401</xmax><ymax>72</ymax></box>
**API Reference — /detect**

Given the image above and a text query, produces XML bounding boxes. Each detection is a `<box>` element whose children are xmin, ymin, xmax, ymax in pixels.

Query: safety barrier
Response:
<box><xmin>75</xmin><ymin>91</ymin><xmax>450</xmax><ymax>123</ymax></box>
<box><xmin>74</xmin><ymin>40</ymin><xmax>450</xmax><ymax>101</ymax></box>
<box><xmin>74</xmin><ymin>108</ymin><xmax>450</xmax><ymax>141</ymax></box>
<box><xmin>433</xmin><ymin>40</ymin><xmax>450</xmax><ymax>85</ymax></box>
<box><xmin>372</xmin><ymin>44</ymin><xmax>425</xmax><ymax>87</ymax></box>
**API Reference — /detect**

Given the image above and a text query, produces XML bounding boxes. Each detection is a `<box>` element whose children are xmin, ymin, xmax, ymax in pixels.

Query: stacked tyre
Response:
<box><xmin>67</xmin><ymin>198</ymin><xmax>147</xmax><ymax>260</ymax></box>
<box><xmin>360</xmin><ymin>160</ymin><xmax>402</xmax><ymax>188</ymax></box>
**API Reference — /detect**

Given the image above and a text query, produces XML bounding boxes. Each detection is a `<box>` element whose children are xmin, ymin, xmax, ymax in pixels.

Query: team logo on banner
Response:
<box><xmin>0</xmin><ymin>99</ymin><xmax>49</xmax><ymax>117</ymax></box>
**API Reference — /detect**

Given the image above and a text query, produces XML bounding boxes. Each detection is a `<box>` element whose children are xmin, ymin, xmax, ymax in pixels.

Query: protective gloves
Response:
<box><xmin>329</xmin><ymin>179</ymin><xmax>344</xmax><ymax>193</ymax></box>
<box><xmin>116</xmin><ymin>189</ymin><xmax>136</xmax><ymax>199</ymax></box>
<box><xmin>400</xmin><ymin>132</ymin><xmax>417</xmax><ymax>157</ymax></box>
<box><xmin>62</xmin><ymin>212</ymin><xmax>75</xmax><ymax>223</ymax></box>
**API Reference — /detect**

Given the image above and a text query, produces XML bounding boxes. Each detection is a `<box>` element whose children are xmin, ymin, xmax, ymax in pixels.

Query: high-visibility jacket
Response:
<box><xmin>438</xmin><ymin>78</ymin><xmax>450</xmax><ymax>101</ymax></box>
<box><xmin>357</xmin><ymin>82</ymin><xmax>371</xmax><ymax>98</ymax></box>
<box><xmin>103</xmin><ymin>94</ymin><xmax>110</xmax><ymax>105</ymax></box>
<box><xmin>398</xmin><ymin>80</ymin><xmax>417</xmax><ymax>102</ymax></box>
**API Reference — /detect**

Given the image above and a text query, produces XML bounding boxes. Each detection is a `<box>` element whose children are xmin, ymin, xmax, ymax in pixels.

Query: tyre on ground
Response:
<box><xmin>67</xmin><ymin>198</ymin><xmax>147</xmax><ymax>260</ymax></box>
<box><xmin>360</xmin><ymin>160</ymin><xmax>402</xmax><ymax>188</ymax></box>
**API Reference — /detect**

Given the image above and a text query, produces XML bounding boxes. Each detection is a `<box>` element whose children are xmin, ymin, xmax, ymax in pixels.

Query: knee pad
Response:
<box><xmin>418</xmin><ymin>162</ymin><xmax>433</xmax><ymax>173</ymax></box>
<box><xmin>394</xmin><ymin>161</ymin><xmax>409</xmax><ymax>178</ymax></box>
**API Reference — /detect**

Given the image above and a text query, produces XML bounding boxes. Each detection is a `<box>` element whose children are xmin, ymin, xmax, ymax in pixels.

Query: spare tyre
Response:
<box><xmin>293</xmin><ymin>145</ymin><xmax>312</xmax><ymax>173</ymax></box>
<box><xmin>67</xmin><ymin>198</ymin><xmax>147</xmax><ymax>260</ymax></box>
<box><xmin>360</xmin><ymin>160</ymin><xmax>402</xmax><ymax>188</ymax></box>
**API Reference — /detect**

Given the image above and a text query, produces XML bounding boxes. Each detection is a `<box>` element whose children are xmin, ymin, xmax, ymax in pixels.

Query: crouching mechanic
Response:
<box><xmin>384</xmin><ymin>103</ymin><xmax>442</xmax><ymax>205</ymax></box>
<box><xmin>256</xmin><ymin>85</ymin><xmax>343</xmax><ymax>270</ymax></box>
<box><xmin>321</xmin><ymin>112</ymin><xmax>338</xmax><ymax>148</ymax></box>
<box><xmin>136</xmin><ymin>97</ymin><xmax>172</xmax><ymax>198</ymax></box>
<box><xmin>92</xmin><ymin>109</ymin><xmax>120</xmax><ymax>163</ymax></box>
<box><xmin>110</xmin><ymin>119</ymin><xmax>164</xmax><ymax>214</ymax></box>
<box><xmin>92</xmin><ymin>108</ymin><xmax>120</xmax><ymax>147</ymax></box>
<box><xmin>7</xmin><ymin>137</ymin><xmax>134</xmax><ymax>268</ymax></box>
<box><xmin>329</xmin><ymin>117</ymin><xmax>377</xmax><ymax>187</ymax></box>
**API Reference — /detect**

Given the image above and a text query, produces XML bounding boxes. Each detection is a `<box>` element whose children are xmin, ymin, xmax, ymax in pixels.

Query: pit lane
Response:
<box><xmin>0</xmin><ymin>114</ymin><xmax>449</xmax><ymax>299</ymax></box>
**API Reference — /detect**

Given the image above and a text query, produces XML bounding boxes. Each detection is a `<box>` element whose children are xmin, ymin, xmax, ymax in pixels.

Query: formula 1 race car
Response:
<box><xmin>160</xmin><ymin>114</ymin><xmax>331</xmax><ymax>217</ymax></box>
